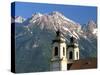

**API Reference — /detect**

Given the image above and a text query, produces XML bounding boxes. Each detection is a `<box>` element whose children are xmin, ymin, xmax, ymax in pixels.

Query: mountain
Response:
<box><xmin>87</xmin><ymin>20</ymin><xmax>97</xmax><ymax>32</ymax></box>
<box><xmin>12</xmin><ymin>11</ymin><xmax>97</xmax><ymax>73</ymax></box>
<box><xmin>11</xmin><ymin>16</ymin><xmax>26</xmax><ymax>23</ymax></box>
<box><xmin>82</xmin><ymin>20</ymin><xmax>97</xmax><ymax>37</ymax></box>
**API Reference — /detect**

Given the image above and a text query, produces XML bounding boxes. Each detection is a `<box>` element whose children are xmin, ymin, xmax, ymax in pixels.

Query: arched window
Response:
<box><xmin>69</xmin><ymin>51</ymin><xmax>73</xmax><ymax>59</ymax></box>
<box><xmin>76</xmin><ymin>52</ymin><xmax>78</xmax><ymax>59</ymax></box>
<box><xmin>63</xmin><ymin>47</ymin><xmax>65</xmax><ymax>56</ymax></box>
<box><xmin>54</xmin><ymin>47</ymin><xmax>58</xmax><ymax>56</ymax></box>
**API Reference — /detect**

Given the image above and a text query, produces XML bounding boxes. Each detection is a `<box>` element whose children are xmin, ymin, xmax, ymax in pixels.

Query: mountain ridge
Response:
<box><xmin>11</xmin><ymin>11</ymin><xmax>97</xmax><ymax>72</ymax></box>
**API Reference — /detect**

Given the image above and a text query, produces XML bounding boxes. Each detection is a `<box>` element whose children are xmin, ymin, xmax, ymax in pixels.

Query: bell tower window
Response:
<box><xmin>76</xmin><ymin>52</ymin><xmax>78</xmax><ymax>59</ymax></box>
<box><xmin>63</xmin><ymin>47</ymin><xmax>65</xmax><ymax>56</ymax></box>
<box><xmin>54</xmin><ymin>47</ymin><xmax>58</xmax><ymax>56</ymax></box>
<box><xmin>69</xmin><ymin>51</ymin><xmax>73</xmax><ymax>59</ymax></box>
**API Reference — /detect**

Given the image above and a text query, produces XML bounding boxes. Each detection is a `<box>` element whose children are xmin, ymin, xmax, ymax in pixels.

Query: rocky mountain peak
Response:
<box><xmin>49</xmin><ymin>11</ymin><xmax>63</xmax><ymax>16</ymax></box>
<box><xmin>87</xmin><ymin>20</ymin><xmax>97</xmax><ymax>33</ymax></box>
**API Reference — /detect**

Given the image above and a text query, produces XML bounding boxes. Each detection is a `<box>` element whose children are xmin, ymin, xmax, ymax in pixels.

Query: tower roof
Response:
<box><xmin>70</xmin><ymin>36</ymin><xmax>78</xmax><ymax>44</ymax></box>
<box><xmin>52</xmin><ymin>30</ymin><xmax>65</xmax><ymax>44</ymax></box>
<box><xmin>67</xmin><ymin>36</ymin><xmax>78</xmax><ymax>48</ymax></box>
<box><xmin>56</xmin><ymin>30</ymin><xmax>61</xmax><ymax>37</ymax></box>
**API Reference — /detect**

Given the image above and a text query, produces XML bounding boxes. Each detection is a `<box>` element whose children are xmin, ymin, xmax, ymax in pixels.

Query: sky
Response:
<box><xmin>11</xmin><ymin>2</ymin><xmax>97</xmax><ymax>25</ymax></box>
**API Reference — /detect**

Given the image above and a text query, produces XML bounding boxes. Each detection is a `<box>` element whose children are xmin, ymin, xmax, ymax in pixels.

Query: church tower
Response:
<box><xmin>50</xmin><ymin>30</ymin><xmax>67</xmax><ymax>71</ymax></box>
<box><xmin>67</xmin><ymin>36</ymin><xmax>79</xmax><ymax>63</ymax></box>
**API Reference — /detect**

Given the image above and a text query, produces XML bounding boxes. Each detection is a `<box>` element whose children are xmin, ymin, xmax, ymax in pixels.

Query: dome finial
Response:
<box><xmin>56</xmin><ymin>29</ymin><xmax>61</xmax><ymax>37</ymax></box>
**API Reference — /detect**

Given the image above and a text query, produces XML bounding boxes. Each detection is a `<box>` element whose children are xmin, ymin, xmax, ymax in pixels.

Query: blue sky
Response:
<box><xmin>12</xmin><ymin>2</ymin><xmax>97</xmax><ymax>25</ymax></box>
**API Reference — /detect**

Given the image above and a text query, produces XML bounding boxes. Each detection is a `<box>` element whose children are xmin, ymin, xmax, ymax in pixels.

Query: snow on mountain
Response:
<box><xmin>87</xmin><ymin>20</ymin><xmax>97</xmax><ymax>32</ymax></box>
<box><xmin>21</xmin><ymin>11</ymin><xmax>81</xmax><ymax>39</ymax></box>
<box><xmin>14</xmin><ymin>11</ymin><xmax>97</xmax><ymax>39</ymax></box>
<box><xmin>81</xmin><ymin>20</ymin><xmax>97</xmax><ymax>37</ymax></box>
<box><xmin>30</xmin><ymin>13</ymin><xmax>43</xmax><ymax>23</ymax></box>
<box><xmin>49</xmin><ymin>11</ymin><xmax>77</xmax><ymax>25</ymax></box>
<box><xmin>15</xmin><ymin>16</ymin><xmax>26</xmax><ymax>23</ymax></box>
<box><xmin>62</xmin><ymin>26</ymin><xmax>79</xmax><ymax>39</ymax></box>
<box><xmin>92</xmin><ymin>28</ymin><xmax>97</xmax><ymax>36</ymax></box>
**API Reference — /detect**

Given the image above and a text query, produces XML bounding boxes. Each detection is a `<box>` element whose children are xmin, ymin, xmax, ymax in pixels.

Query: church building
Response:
<box><xmin>50</xmin><ymin>30</ymin><xmax>96</xmax><ymax>71</ymax></box>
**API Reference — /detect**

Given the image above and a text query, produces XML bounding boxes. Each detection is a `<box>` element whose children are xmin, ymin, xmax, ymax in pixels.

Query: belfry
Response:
<box><xmin>50</xmin><ymin>30</ymin><xmax>67</xmax><ymax>71</ymax></box>
<box><xmin>50</xmin><ymin>30</ymin><xmax>79</xmax><ymax>71</ymax></box>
